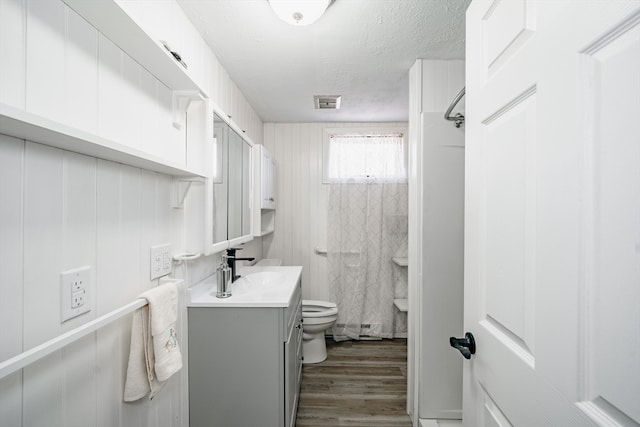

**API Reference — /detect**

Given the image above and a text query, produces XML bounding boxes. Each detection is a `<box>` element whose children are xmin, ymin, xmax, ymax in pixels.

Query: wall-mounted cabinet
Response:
<box><xmin>253</xmin><ymin>144</ymin><xmax>276</xmax><ymax>237</ymax></box>
<box><xmin>259</xmin><ymin>146</ymin><xmax>276</xmax><ymax>209</ymax></box>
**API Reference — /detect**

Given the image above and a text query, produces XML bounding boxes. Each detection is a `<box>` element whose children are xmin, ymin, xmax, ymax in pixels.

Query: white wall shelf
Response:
<box><xmin>0</xmin><ymin>103</ymin><xmax>205</xmax><ymax>177</ymax></box>
<box><xmin>62</xmin><ymin>0</ymin><xmax>207</xmax><ymax>96</ymax></box>
<box><xmin>256</xmin><ymin>210</ymin><xmax>275</xmax><ymax>237</ymax></box>
<box><xmin>393</xmin><ymin>298</ymin><xmax>408</xmax><ymax>312</ymax></box>
<box><xmin>392</xmin><ymin>257</ymin><xmax>408</xmax><ymax>267</ymax></box>
<box><xmin>256</xmin><ymin>228</ymin><xmax>274</xmax><ymax>237</ymax></box>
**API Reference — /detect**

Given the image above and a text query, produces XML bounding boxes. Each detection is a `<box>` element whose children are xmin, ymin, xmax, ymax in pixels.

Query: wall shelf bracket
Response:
<box><xmin>172</xmin><ymin>177</ymin><xmax>204</xmax><ymax>209</ymax></box>
<box><xmin>173</xmin><ymin>91</ymin><xmax>205</xmax><ymax>130</ymax></box>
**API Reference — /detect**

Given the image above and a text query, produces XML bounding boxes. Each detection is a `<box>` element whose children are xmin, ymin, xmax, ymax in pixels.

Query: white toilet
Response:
<box><xmin>302</xmin><ymin>300</ymin><xmax>338</xmax><ymax>364</ymax></box>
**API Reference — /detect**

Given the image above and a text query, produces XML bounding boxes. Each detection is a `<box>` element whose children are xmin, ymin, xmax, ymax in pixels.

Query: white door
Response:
<box><xmin>462</xmin><ymin>1</ymin><xmax>640</xmax><ymax>425</ymax></box>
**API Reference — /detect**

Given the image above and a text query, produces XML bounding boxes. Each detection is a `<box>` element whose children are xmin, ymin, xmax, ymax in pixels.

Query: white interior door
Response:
<box><xmin>462</xmin><ymin>1</ymin><xmax>640</xmax><ymax>425</ymax></box>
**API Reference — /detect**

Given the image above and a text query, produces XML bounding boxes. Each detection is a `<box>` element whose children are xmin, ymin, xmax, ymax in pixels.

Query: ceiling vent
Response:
<box><xmin>314</xmin><ymin>95</ymin><xmax>341</xmax><ymax>110</ymax></box>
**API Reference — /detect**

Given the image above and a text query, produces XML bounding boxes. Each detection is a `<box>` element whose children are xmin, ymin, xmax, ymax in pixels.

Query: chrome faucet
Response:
<box><xmin>225</xmin><ymin>247</ymin><xmax>255</xmax><ymax>282</ymax></box>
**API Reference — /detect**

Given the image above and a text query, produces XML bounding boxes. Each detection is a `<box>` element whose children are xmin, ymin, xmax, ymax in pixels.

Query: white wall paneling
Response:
<box><xmin>25</xmin><ymin>1</ymin><xmax>99</xmax><ymax>132</ymax></box>
<box><xmin>0</xmin><ymin>134</ymin><xmax>24</xmax><ymax>426</ymax></box>
<box><xmin>96</xmin><ymin>161</ymin><xmax>142</xmax><ymax>313</ymax></box>
<box><xmin>65</xmin><ymin>6</ymin><xmax>99</xmax><ymax>132</ymax></box>
<box><xmin>97</xmin><ymin>32</ymin><xmax>126</xmax><ymax>144</ymax></box>
<box><xmin>262</xmin><ymin>122</ymin><xmax>406</xmax><ymax>303</ymax></box>
<box><xmin>121</xmin><ymin>51</ymin><xmax>145</xmax><ymax>151</ymax></box>
<box><xmin>0</xmin><ymin>135</ymin><xmax>190</xmax><ymax>427</ymax></box>
<box><xmin>0</xmin><ymin>0</ymin><xmax>26</xmax><ymax>109</ymax></box>
<box><xmin>25</xmin><ymin>0</ymin><xmax>66</xmax><ymax>124</ymax></box>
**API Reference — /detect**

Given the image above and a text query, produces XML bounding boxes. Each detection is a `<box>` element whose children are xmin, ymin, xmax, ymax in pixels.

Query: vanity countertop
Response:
<box><xmin>188</xmin><ymin>265</ymin><xmax>302</xmax><ymax>308</ymax></box>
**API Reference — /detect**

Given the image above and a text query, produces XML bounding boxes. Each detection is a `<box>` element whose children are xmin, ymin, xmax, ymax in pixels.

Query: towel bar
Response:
<box><xmin>0</xmin><ymin>279</ymin><xmax>182</xmax><ymax>381</ymax></box>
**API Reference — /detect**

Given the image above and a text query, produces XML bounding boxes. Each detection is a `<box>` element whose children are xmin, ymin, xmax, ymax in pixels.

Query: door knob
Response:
<box><xmin>449</xmin><ymin>332</ymin><xmax>476</xmax><ymax>359</ymax></box>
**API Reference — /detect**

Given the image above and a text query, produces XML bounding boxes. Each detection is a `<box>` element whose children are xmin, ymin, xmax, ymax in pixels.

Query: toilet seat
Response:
<box><xmin>302</xmin><ymin>300</ymin><xmax>338</xmax><ymax>317</ymax></box>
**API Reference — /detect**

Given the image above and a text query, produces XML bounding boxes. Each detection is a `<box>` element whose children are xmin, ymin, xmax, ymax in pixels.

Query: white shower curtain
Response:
<box><xmin>328</xmin><ymin>180</ymin><xmax>408</xmax><ymax>341</ymax></box>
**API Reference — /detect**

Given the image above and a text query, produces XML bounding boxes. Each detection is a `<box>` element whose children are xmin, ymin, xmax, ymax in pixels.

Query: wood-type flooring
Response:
<box><xmin>295</xmin><ymin>338</ymin><xmax>413</xmax><ymax>427</ymax></box>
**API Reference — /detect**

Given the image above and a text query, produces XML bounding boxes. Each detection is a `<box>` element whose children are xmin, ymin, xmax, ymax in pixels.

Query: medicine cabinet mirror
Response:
<box><xmin>205</xmin><ymin>110</ymin><xmax>253</xmax><ymax>255</ymax></box>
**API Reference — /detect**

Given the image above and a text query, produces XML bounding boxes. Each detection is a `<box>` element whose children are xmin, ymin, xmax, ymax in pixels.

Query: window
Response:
<box><xmin>323</xmin><ymin>128</ymin><xmax>407</xmax><ymax>183</ymax></box>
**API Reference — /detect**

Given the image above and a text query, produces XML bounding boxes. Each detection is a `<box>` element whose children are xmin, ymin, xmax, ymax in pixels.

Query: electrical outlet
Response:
<box><xmin>71</xmin><ymin>290</ymin><xmax>85</xmax><ymax>308</ymax></box>
<box><xmin>150</xmin><ymin>244</ymin><xmax>172</xmax><ymax>280</ymax></box>
<box><xmin>61</xmin><ymin>266</ymin><xmax>91</xmax><ymax>323</ymax></box>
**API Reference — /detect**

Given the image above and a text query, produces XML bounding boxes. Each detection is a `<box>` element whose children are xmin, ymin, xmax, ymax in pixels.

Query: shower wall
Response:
<box><xmin>408</xmin><ymin>59</ymin><xmax>465</xmax><ymax>422</ymax></box>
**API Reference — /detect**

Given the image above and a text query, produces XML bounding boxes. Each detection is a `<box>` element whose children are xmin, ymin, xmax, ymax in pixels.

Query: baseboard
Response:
<box><xmin>324</xmin><ymin>333</ymin><xmax>408</xmax><ymax>339</ymax></box>
<box><xmin>419</xmin><ymin>419</ymin><xmax>462</xmax><ymax>427</ymax></box>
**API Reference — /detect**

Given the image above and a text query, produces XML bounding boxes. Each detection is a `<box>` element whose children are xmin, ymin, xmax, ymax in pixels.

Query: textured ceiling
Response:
<box><xmin>178</xmin><ymin>0</ymin><xmax>470</xmax><ymax>123</ymax></box>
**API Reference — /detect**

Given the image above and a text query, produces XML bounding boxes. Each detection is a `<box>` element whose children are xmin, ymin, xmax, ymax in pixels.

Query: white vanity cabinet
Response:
<box><xmin>188</xmin><ymin>278</ymin><xmax>302</xmax><ymax>427</ymax></box>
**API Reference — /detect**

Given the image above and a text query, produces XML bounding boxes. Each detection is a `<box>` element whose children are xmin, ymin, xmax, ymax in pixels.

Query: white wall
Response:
<box><xmin>0</xmin><ymin>0</ymin><xmax>263</xmax><ymax>426</ymax></box>
<box><xmin>262</xmin><ymin>122</ymin><xmax>406</xmax><ymax>303</ymax></box>
<box><xmin>408</xmin><ymin>59</ymin><xmax>465</xmax><ymax>423</ymax></box>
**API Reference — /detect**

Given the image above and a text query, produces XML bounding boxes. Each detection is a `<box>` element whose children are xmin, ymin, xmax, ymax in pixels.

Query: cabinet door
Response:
<box><xmin>284</xmin><ymin>324</ymin><xmax>296</xmax><ymax>427</ymax></box>
<box><xmin>285</xmin><ymin>307</ymin><xmax>302</xmax><ymax>427</ymax></box>
<box><xmin>294</xmin><ymin>321</ymin><xmax>303</xmax><ymax>392</ymax></box>
<box><xmin>261</xmin><ymin>148</ymin><xmax>275</xmax><ymax>209</ymax></box>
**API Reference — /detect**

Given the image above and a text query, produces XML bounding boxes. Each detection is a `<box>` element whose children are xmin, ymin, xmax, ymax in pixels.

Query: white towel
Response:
<box><xmin>124</xmin><ymin>282</ymin><xmax>183</xmax><ymax>401</ymax></box>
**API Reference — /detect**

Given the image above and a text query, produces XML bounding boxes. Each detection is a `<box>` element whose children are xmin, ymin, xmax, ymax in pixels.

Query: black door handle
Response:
<box><xmin>449</xmin><ymin>332</ymin><xmax>476</xmax><ymax>359</ymax></box>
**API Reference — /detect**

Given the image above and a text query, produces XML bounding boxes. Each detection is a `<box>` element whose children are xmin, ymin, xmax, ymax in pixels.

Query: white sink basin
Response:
<box><xmin>232</xmin><ymin>272</ymin><xmax>286</xmax><ymax>295</ymax></box>
<box><xmin>188</xmin><ymin>266</ymin><xmax>302</xmax><ymax>307</ymax></box>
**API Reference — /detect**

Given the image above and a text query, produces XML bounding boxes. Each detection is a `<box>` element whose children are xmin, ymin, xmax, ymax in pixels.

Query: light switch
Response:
<box><xmin>150</xmin><ymin>244</ymin><xmax>172</xmax><ymax>280</ymax></box>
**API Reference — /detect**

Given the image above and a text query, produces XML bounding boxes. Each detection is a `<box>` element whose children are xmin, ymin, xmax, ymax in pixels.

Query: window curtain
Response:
<box><xmin>326</xmin><ymin>133</ymin><xmax>406</xmax><ymax>182</ymax></box>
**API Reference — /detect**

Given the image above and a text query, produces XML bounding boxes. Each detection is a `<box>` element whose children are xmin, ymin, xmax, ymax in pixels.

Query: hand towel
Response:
<box><xmin>123</xmin><ymin>305</ymin><xmax>165</xmax><ymax>401</ymax></box>
<box><xmin>124</xmin><ymin>282</ymin><xmax>183</xmax><ymax>401</ymax></box>
<box><xmin>140</xmin><ymin>282</ymin><xmax>183</xmax><ymax>382</ymax></box>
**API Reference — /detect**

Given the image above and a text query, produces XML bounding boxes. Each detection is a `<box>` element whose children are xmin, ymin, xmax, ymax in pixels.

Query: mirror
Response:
<box><xmin>242</xmin><ymin>139</ymin><xmax>251</xmax><ymax>236</ymax></box>
<box><xmin>227</xmin><ymin>126</ymin><xmax>243</xmax><ymax>240</ymax></box>
<box><xmin>211</xmin><ymin>115</ymin><xmax>228</xmax><ymax>247</ymax></box>
<box><xmin>205</xmin><ymin>109</ymin><xmax>253</xmax><ymax>255</ymax></box>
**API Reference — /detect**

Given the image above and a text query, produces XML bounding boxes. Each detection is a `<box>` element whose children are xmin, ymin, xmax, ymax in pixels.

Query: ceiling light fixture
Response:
<box><xmin>268</xmin><ymin>0</ymin><xmax>332</xmax><ymax>26</ymax></box>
